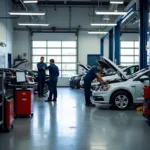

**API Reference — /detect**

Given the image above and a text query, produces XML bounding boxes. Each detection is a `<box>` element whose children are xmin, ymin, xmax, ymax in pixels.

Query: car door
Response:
<box><xmin>134</xmin><ymin>72</ymin><xmax>149</xmax><ymax>102</ymax></box>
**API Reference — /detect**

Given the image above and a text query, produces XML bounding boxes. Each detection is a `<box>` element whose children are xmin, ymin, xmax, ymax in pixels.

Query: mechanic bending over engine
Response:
<box><xmin>84</xmin><ymin>64</ymin><xmax>106</xmax><ymax>107</ymax></box>
<box><xmin>37</xmin><ymin>56</ymin><xmax>47</xmax><ymax>98</ymax></box>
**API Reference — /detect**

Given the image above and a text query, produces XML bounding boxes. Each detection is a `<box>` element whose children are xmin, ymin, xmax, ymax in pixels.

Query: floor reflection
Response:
<box><xmin>0</xmin><ymin>88</ymin><xmax>150</xmax><ymax>150</ymax></box>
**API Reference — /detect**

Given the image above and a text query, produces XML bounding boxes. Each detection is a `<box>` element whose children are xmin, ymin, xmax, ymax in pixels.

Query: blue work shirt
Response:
<box><xmin>37</xmin><ymin>62</ymin><xmax>47</xmax><ymax>77</ymax></box>
<box><xmin>84</xmin><ymin>66</ymin><xmax>99</xmax><ymax>83</ymax></box>
<box><xmin>46</xmin><ymin>64</ymin><xmax>59</xmax><ymax>81</ymax></box>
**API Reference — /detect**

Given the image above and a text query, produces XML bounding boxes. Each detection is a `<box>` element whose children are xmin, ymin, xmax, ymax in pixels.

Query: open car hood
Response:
<box><xmin>98</xmin><ymin>57</ymin><xmax>128</xmax><ymax>80</ymax></box>
<box><xmin>79</xmin><ymin>64</ymin><xmax>89</xmax><ymax>71</ymax></box>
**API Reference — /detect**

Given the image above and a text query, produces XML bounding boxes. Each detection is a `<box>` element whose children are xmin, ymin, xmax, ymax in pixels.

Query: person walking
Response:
<box><xmin>84</xmin><ymin>64</ymin><xmax>106</xmax><ymax>107</ymax></box>
<box><xmin>37</xmin><ymin>56</ymin><xmax>47</xmax><ymax>98</ymax></box>
<box><xmin>45</xmin><ymin>59</ymin><xmax>59</xmax><ymax>102</ymax></box>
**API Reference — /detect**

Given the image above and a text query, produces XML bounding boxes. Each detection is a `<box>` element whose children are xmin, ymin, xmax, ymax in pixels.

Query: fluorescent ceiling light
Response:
<box><xmin>23</xmin><ymin>0</ymin><xmax>38</xmax><ymax>3</ymax></box>
<box><xmin>95</xmin><ymin>11</ymin><xmax>127</xmax><ymax>15</ymax></box>
<box><xmin>110</xmin><ymin>0</ymin><xmax>124</xmax><ymax>4</ymax></box>
<box><xmin>91</xmin><ymin>23</ymin><xmax>117</xmax><ymax>26</ymax></box>
<box><xmin>8</xmin><ymin>11</ymin><xmax>45</xmax><ymax>16</ymax></box>
<box><xmin>88</xmin><ymin>31</ymin><xmax>107</xmax><ymax>34</ymax></box>
<box><xmin>18</xmin><ymin>23</ymin><xmax>49</xmax><ymax>26</ymax></box>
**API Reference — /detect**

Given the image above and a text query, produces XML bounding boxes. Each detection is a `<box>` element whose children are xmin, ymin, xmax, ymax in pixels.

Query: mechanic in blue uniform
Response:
<box><xmin>37</xmin><ymin>56</ymin><xmax>47</xmax><ymax>98</ymax></box>
<box><xmin>84</xmin><ymin>64</ymin><xmax>106</xmax><ymax>107</ymax></box>
<box><xmin>45</xmin><ymin>59</ymin><xmax>59</xmax><ymax>102</ymax></box>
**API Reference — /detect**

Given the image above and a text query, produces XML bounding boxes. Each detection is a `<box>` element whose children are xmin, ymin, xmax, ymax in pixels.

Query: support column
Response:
<box><xmin>139</xmin><ymin>0</ymin><xmax>148</xmax><ymax>69</ymax></box>
<box><xmin>100</xmin><ymin>38</ymin><xmax>104</xmax><ymax>56</ymax></box>
<box><xmin>113</xmin><ymin>23</ymin><xmax>120</xmax><ymax>65</ymax></box>
<box><xmin>108</xmin><ymin>29</ymin><xmax>113</xmax><ymax>61</ymax></box>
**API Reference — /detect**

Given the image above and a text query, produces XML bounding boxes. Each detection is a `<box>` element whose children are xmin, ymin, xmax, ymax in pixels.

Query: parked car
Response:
<box><xmin>69</xmin><ymin>64</ymin><xmax>89</xmax><ymax>89</ymax></box>
<box><xmin>92</xmin><ymin>57</ymin><xmax>149</xmax><ymax>110</ymax></box>
<box><xmin>80</xmin><ymin>65</ymin><xmax>139</xmax><ymax>88</ymax></box>
<box><xmin>26</xmin><ymin>70</ymin><xmax>49</xmax><ymax>94</ymax></box>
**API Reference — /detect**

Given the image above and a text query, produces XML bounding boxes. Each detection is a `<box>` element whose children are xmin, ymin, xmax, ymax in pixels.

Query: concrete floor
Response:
<box><xmin>0</xmin><ymin>88</ymin><xmax>150</xmax><ymax>150</ymax></box>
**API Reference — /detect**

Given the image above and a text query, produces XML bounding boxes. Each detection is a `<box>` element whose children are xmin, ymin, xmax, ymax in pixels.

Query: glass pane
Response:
<box><xmin>46</xmin><ymin>63</ymin><xmax>62</xmax><ymax>70</ymax></box>
<box><xmin>62</xmin><ymin>64</ymin><xmax>76</xmax><ymax>70</ymax></box>
<box><xmin>32</xmin><ymin>56</ymin><xmax>46</xmax><ymax>63</ymax></box>
<box><xmin>33</xmin><ymin>49</ymin><xmax>46</xmax><ymax>55</ymax></box>
<box><xmin>32</xmin><ymin>41</ymin><xmax>46</xmax><ymax>47</ymax></box>
<box><xmin>32</xmin><ymin>64</ymin><xmax>38</xmax><ymax>70</ymax></box>
<box><xmin>47</xmin><ymin>56</ymin><xmax>61</xmax><ymax>62</ymax></box>
<box><xmin>121</xmin><ymin>41</ymin><xmax>134</xmax><ymax>48</ymax></box>
<box><xmin>62</xmin><ymin>56</ymin><xmax>76</xmax><ymax>63</ymax></box>
<box><xmin>62</xmin><ymin>71</ymin><xmax>76</xmax><ymax>77</ymax></box>
<box><xmin>48</xmin><ymin>41</ymin><xmax>61</xmax><ymax>47</ymax></box>
<box><xmin>147</xmin><ymin>49</ymin><xmax>149</xmax><ymax>55</ymax></box>
<box><xmin>135</xmin><ymin>56</ymin><xmax>139</xmax><ymax>63</ymax></box>
<box><xmin>135</xmin><ymin>41</ymin><xmax>139</xmax><ymax>48</ymax></box>
<box><xmin>135</xmin><ymin>49</ymin><xmax>139</xmax><ymax>55</ymax></box>
<box><xmin>121</xmin><ymin>63</ymin><xmax>134</xmax><ymax>66</ymax></box>
<box><xmin>62</xmin><ymin>49</ymin><xmax>76</xmax><ymax>55</ymax></box>
<box><xmin>121</xmin><ymin>56</ymin><xmax>134</xmax><ymax>62</ymax></box>
<box><xmin>121</xmin><ymin>49</ymin><xmax>134</xmax><ymax>55</ymax></box>
<box><xmin>62</xmin><ymin>41</ymin><xmax>76</xmax><ymax>47</ymax></box>
<box><xmin>48</xmin><ymin>49</ymin><xmax>61</xmax><ymax>55</ymax></box>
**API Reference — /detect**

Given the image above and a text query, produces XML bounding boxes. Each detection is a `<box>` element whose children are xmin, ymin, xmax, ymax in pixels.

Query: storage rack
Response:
<box><xmin>0</xmin><ymin>71</ymin><xmax>5</xmax><ymax>132</ymax></box>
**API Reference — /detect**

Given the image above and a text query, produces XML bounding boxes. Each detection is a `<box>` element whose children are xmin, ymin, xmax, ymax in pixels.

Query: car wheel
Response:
<box><xmin>43</xmin><ymin>83</ymin><xmax>49</xmax><ymax>94</ymax></box>
<box><xmin>111</xmin><ymin>91</ymin><xmax>131</xmax><ymax>110</ymax></box>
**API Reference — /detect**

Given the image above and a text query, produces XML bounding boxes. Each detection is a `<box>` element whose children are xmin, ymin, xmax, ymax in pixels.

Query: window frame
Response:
<box><xmin>32</xmin><ymin>40</ymin><xmax>77</xmax><ymax>78</ymax></box>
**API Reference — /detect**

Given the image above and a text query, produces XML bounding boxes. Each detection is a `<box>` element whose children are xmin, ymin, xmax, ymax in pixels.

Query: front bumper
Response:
<box><xmin>92</xmin><ymin>91</ymin><xmax>110</xmax><ymax>104</ymax></box>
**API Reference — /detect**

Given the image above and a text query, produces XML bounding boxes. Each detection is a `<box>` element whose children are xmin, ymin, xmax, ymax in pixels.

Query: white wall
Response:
<box><xmin>121</xmin><ymin>33</ymin><xmax>139</xmax><ymax>41</ymax></box>
<box><xmin>0</xmin><ymin>0</ymin><xmax>13</xmax><ymax>67</ymax></box>
<box><xmin>13</xmin><ymin>30</ymin><xmax>31</xmax><ymax>61</ymax></box>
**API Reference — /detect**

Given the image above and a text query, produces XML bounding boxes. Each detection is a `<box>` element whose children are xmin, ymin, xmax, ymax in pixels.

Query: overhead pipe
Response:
<box><xmin>19</xmin><ymin>0</ymin><xmax>35</xmax><ymax>20</ymax></box>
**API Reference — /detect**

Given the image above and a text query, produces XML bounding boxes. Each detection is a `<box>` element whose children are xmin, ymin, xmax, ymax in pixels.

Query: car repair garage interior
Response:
<box><xmin>0</xmin><ymin>0</ymin><xmax>150</xmax><ymax>149</ymax></box>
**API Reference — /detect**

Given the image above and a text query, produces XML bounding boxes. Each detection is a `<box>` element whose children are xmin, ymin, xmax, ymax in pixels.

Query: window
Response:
<box><xmin>32</xmin><ymin>41</ymin><xmax>77</xmax><ymax>77</ymax></box>
<box><xmin>121</xmin><ymin>41</ymin><xmax>149</xmax><ymax>66</ymax></box>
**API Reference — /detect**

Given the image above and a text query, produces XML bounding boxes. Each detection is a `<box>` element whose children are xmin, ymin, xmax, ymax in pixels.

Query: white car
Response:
<box><xmin>92</xmin><ymin>57</ymin><xmax>149</xmax><ymax>110</ymax></box>
<box><xmin>80</xmin><ymin>65</ymin><xmax>139</xmax><ymax>88</ymax></box>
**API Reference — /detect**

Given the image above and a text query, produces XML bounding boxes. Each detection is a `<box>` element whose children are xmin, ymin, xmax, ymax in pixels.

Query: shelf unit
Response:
<box><xmin>0</xmin><ymin>71</ymin><xmax>5</xmax><ymax>132</ymax></box>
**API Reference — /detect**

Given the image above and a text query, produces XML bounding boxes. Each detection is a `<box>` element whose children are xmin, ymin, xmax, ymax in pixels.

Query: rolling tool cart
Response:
<box><xmin>8</xmin><ymin>70</ymin><xmax>37</xmax><ymax>118</ymax></box>
<box><xmin>4</xmin><ymin>95</ymin><xmax>14</xmax><ymax>132</ymax></box>
<box><xmin>15</xmin><ymin>89</ymin><xmax>34</xmax><ymax>117</ymax></box>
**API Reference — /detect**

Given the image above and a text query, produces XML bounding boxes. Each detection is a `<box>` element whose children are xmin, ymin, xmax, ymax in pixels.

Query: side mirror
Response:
<box><xmin>140</xmin><ymin>76</ymin><xmax>149</xmax><ymax>82</ymax></box>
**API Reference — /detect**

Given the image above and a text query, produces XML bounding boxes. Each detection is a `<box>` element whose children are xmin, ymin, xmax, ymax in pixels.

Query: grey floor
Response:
<box><xmin>0</xmin><ymin>88</ymin><xmax>150</xmax><ymax>150</ymax></box>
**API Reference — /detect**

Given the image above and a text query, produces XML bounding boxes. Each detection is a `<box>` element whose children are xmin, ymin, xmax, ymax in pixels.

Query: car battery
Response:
<box><xmin>15</xmin><ymin>90</ymin><xmax>34</xmax><ymax>116</ymax></box>
<box><xmin>5</xmin><ymin>96</ymin><xmax>14</xmax><ymax>130</ymax></box>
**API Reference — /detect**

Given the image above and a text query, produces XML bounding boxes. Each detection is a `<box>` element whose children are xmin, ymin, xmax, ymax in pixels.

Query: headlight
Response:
<box><xmin>96</xmin><ymin>85</ymin><xmax>110</xmax><ymax>91</ymax></box>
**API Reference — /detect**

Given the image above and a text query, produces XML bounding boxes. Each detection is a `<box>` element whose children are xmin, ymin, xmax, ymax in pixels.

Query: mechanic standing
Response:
<box><xmin>45</xmin><ymin>59</ymin><xmax>59</xmax><ymax>102</ymax></box>
<box><xmin>84</xmin><ymin>64</ymin><xmax>106</xmax><ymax>107</ymax></box>
<box><xmin>37</xmin><ymin>56</ymin><xmax>47</xmax><ymax>98</ymax></box>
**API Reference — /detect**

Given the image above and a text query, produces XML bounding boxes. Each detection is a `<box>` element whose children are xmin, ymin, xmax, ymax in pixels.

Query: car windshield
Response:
<box><xmin>128</xmin><ymin>68</ymin><xmax>147</xmax><ymax>79</ymax></box>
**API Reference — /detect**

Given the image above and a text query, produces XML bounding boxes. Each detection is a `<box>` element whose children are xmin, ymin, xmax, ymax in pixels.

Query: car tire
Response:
<box><xmin>111</xmin><ymin>91</ymin><xmax>131</xmax><ymax>110</ymax></box>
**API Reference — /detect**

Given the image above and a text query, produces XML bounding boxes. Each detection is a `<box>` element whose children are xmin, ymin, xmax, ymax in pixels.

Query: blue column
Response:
<box><xmin>108</xmin><ymin>29</ymin><xmax>113</xmax><ymax>61</ymax></box>
<box><xmin>113</xmin><ymin>23</ymin><xmax>120</xmax><ymax>65</ymax></box>
<box><xmin>101</xmin><ymin>38</ymin><xmax>104</xmax><ymax>56</ymax></box>
<box><xmin>139</xmin><ymin>0</ymin><xmax>148</xmax><ymax>69</ymax></box>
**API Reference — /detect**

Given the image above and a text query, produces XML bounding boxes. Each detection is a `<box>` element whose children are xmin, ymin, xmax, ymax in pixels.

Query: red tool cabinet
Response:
<box><xmin>15</xmin><ymin>90</ymin><xmax>34</xmax><ymax>117</ymax></box>
<box><xmin>143</xmin><ymin>85</ymin><xmax>150</xmax><ymax>120</ymax></box>
<box><xmin>5</xmin><ymin>97</ymin><xmax>14</xmax><ymax>131</ymax></box>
